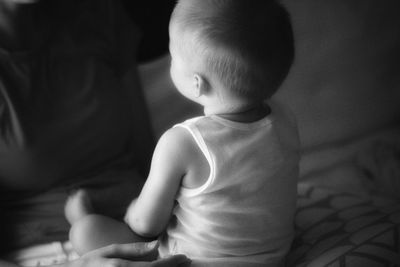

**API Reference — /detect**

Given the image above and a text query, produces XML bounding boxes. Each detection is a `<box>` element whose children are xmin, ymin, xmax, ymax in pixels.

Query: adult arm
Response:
<box><xmin>111</xmin><ymin>0</ymin><xmax>156</xmax><ymax>176</ymax></box>
<box><xmin>122</xmin><ymin>66</ymin><xmax>156</xmax><ymax>176</ymax></box>
<box><xmin>0</xmin><ymin>242</ymin><xmax>190</xmax><ymax>267</ymax></box>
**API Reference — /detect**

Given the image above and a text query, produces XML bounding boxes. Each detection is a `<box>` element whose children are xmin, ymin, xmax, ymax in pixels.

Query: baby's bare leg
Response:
<box><xmin>66</xmin><ymin>189</ymin><xmax>156</xmax><ymax>259</ymax></box>
<box><xmin>65</xmin><ymin>189</ymin><xmax>93</xmax><ymax>224</ymax></box>
<box><xmin>69</xmin><ymin>214</ymin><xmax>153</xmax><ymax>256</ymax></box>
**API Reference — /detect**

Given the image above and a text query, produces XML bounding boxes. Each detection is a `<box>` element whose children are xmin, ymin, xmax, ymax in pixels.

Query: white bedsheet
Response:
<box><xmin>5</xmin><ymin>242</ymin><xmax>78</xmax><ymax>267</ymax></box>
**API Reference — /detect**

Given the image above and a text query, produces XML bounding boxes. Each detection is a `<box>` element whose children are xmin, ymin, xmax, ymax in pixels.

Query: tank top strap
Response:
<box><xmin>172</xmin><ymin>117</ymin><xmax>216</xmax><ymax>197</ymax></box>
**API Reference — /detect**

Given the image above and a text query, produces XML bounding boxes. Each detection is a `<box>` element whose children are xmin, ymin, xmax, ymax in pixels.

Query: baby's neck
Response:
<box><xmin>205</xmin><ymin>103</ymin><xmax>271</xmax><ymax>123</ymax></box>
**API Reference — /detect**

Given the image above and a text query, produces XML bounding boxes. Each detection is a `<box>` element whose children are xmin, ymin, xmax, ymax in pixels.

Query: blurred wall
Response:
<box><xmin>277</xmin><ymin>0</ymin><xmax>400</xmax><ymax>149</ymax></box>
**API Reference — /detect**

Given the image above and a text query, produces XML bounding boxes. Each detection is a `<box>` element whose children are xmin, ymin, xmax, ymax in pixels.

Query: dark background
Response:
<box><xmin>123</xmin><ymin>0</ymin><xmax>175</xmax><ymax>63</ymax></box>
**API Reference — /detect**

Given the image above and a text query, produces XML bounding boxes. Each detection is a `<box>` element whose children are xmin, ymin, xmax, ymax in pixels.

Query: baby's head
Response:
<box><xmin>169</xmin><ymin>0</ymin><xmax>294</xmax><ymax>112</ymax></box>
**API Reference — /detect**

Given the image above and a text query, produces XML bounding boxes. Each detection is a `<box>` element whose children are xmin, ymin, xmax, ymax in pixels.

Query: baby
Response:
<box><xmin>66</xmin><ymin>0</ymin><xmax>299</xmax><ymax>266</ymax></box>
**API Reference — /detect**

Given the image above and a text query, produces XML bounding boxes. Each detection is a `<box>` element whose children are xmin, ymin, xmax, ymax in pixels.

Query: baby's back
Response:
<box><xmin>160</xmin><ymin>103</ymin><xmax>300</xmax><ymax>266</ymax></box>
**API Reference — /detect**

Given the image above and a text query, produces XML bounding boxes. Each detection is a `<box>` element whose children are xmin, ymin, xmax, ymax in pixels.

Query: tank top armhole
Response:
<box><xmin>173</xmin><ymin>123</ymin><xmax>215</xmax><ymax>197</ymax></box>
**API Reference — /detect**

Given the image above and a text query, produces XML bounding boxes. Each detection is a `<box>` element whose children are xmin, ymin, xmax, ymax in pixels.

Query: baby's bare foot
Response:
<box><xmin>65</xmin><ymin>189</ymin><xmax>93</xmax><ymax>224</ymax></box>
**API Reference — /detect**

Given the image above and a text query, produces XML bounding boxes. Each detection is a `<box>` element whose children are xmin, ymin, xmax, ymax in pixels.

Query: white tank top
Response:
<box><xmin>159</xmin><ymin>110</ymin><xmax>299</xmax><ymax>267</ymax></box>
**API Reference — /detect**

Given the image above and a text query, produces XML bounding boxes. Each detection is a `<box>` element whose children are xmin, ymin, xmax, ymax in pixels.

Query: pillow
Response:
<box><xmin>287</xmin><ymin>182</ymin><xmax>400</xmax><ymax>266</ymax></box>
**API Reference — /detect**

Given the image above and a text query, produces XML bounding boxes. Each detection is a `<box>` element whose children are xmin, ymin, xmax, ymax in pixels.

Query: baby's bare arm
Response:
<box><xmin>125</xmin><ymin>127</ymin><xmax>196</xmax><ymax>237</ymax></box>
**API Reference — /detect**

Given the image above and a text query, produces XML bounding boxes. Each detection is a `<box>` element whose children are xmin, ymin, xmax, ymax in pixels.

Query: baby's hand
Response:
<box><xmin>64</xmin><ymin>189</ymin><xmax>93</xmax><ymax>224</ymax></box>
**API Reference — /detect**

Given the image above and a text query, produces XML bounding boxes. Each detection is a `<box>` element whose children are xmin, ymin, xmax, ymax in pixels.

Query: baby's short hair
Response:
<box><xmin>171</xmin><ymin>0</ymin><xmax>294</xmax><ymax>99</ymax></box>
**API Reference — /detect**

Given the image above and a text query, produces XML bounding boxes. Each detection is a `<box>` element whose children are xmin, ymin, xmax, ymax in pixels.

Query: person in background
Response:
<box><xmin>66</xmin><ymin>0</ymin><xmax>299</xmax><ymax>266</ymax></box>
<box><xmin>0</xmin><ymin>0</ymin><xmax>189</xmax><ymax>266</ymax></box>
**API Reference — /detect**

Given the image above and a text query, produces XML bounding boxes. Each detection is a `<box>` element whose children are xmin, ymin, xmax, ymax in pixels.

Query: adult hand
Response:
<box><xmin>69</xmin><ymin>241</ymin><xmax>190</xmax><ymax>267</ymax></box>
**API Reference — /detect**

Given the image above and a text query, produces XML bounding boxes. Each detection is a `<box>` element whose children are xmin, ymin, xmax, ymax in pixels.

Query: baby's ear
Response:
<box><xmin>193</xmin><ymin>74</ymin><xmax>209</xmax><ymax>97</ymax></box>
